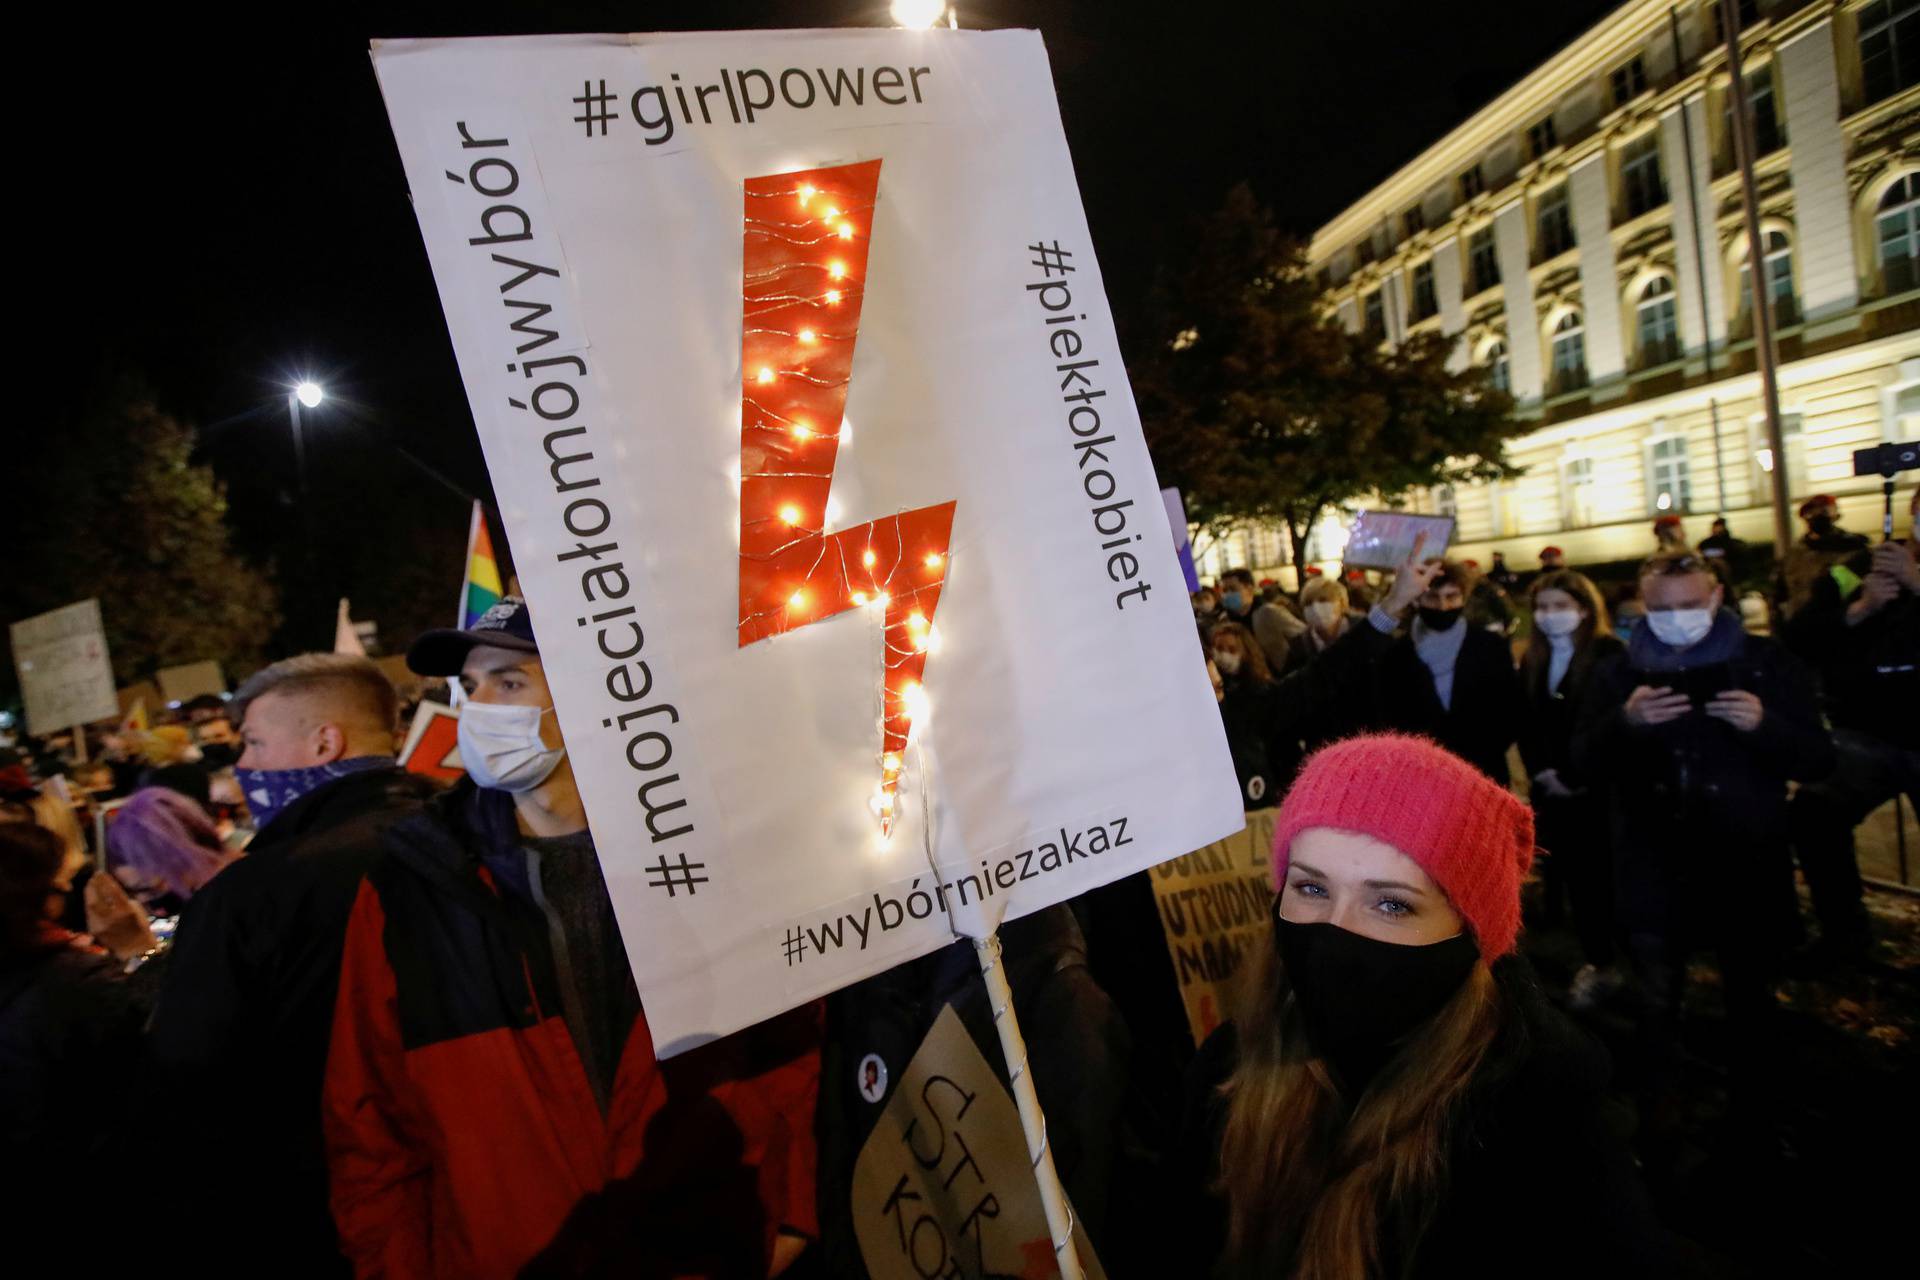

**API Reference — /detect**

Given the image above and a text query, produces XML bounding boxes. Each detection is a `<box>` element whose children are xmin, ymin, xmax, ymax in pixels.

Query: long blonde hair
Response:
<box><xmin>1215</xmin><ymin>931</ymin><xmax>1505</xmax><ymax>1279</ymax></box>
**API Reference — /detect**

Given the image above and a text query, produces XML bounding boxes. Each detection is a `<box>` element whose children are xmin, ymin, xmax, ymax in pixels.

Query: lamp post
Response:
<box><xmin>289</xmin><ymin>380</ymin><xmax>323</xmax><ymax>612</ymax></box>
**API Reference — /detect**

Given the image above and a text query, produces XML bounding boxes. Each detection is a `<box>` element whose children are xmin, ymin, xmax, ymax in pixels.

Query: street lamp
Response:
<box><xmin>288</xmin><ymin>380</ymin><xmax>324</xmax><ymax>598</ymax></box>
<box><xmin>891</xmin><ymin>0</ymin><xmax>949</xmax><ymax>29</ymax></box>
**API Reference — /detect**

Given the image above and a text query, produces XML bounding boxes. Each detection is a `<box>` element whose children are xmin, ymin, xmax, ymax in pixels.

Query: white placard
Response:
<box><xmin>10</xmin><ymin>599</ymin><xmax>119</xmax><ymax>735</ymax></box>
<box><xmin>372</xmin><ymin>29</ymin><xmax>1241</xmax><ymax>1055</ymax></box>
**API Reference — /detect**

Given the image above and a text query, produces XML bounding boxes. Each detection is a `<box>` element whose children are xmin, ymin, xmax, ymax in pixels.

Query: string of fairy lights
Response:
<box><xmin>737</xmin><ymin>158</ymin><xmax>958</xmax><ymax>834</ymax></box>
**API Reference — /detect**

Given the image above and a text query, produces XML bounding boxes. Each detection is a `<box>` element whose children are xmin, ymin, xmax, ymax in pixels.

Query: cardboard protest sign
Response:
<box><xmin>1148</xmin><ymin>809</ymin><xmax>1278</xmax><ymax>1046</ymax></box>
<box><xmin>851</xmin><ymin>1004</ymin><xmax>1103</xmax><ymax>1280</ymax></box>
<box><xmin>156</xmin><ymin>660</ymin><xmax>227</xmax><ymax>705</ymax></box>
<box><xmin>10</xmin><ymin>600</ymin><xmax>119</xmax><ymax>735</ymax></box>
<box><xmin>372</xmin><ymin>30</ymin><xmax>1241</xmax><ymax>1054</ymax></box>
<box><xmin>399</xmin><ymin>700</ymin><xmax>465</xmax><ymax>781</ymax></box>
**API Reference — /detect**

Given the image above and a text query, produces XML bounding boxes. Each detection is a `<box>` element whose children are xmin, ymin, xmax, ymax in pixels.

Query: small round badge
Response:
<box><xmin>857</xmin><ymin>1052</ymin><xmax>888</xmax><ymax>1103</ymax></box>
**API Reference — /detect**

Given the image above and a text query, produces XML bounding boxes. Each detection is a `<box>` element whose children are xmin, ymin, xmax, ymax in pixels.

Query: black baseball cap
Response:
<box><xmin>407</xmin><ymin>596</ymin><xmax>541</xmax><ymax>676</ymax></box>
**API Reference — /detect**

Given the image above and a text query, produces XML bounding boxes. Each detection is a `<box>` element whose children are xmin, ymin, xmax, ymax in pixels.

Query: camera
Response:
<box><xmin>1853</xmin><ymin>441</ymin><xmax>1920</xmax><ymax>477</ymax></box>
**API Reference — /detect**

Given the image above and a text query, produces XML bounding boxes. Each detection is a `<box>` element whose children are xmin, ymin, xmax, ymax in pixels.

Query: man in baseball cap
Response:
<box><xmin>324</xmin><ymin>596</ymin><xmax>821</xmax><ymax>1277</ymax></box>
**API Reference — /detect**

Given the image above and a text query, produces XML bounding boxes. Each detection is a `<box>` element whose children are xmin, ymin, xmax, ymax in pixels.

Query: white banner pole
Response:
<box><xmin>972</xmin><ymin>932</ymin><xmax>1087</xmax><ymax>1280</ymax></box>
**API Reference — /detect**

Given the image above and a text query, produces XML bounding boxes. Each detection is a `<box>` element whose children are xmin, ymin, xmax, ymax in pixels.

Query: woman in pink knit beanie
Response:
<box><xmin>1188</xmin><ymin>732</ymin><xmax>1673</xmax><ymax>1280</ymax></box>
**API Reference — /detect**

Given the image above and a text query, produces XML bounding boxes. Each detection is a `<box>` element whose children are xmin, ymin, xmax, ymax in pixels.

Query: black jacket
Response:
<box><xmin>812</xmin><ymin>905</ymin><xmax>1127</xmax><ymax>1277</ymax></box>
<box><xmin>1784</xmin><ymin>553</ymin><xmax>1919</xmax><ymax>750</ymax></box>
<box><xmin>1373</xmin><ymin>624</ymin><xmax>1524</xmax><ymax>784</ymax></box>
<box><xmin>148</xmin><ymin>763</ymin><xmax>441</xmax><ymax>1274</ymax></box>
<box><xmin>1518</xmin><ymin>632</ymin><xmax>1627</xmax><ymax>784</ymax></box>
<box><xmin>1182</xmin><ymin>959</ymin><xmax>1678</xmax><ymax>1279</ymax></box>
<box><xmin>1571</xmin><ymin>615</ymin><xmax>1832</xmax><ymax>939</ymax></box>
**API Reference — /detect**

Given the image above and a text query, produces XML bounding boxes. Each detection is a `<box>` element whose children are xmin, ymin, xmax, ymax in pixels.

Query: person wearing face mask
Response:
<box><xmin>1518</xmin><ymin>572</ymin><xmax>1624</xmax><ymax>1010</ymax></box>
<box><xmin>147</xmin><ymin>652</ymin><xmax>437</xmax><ymax>1276</ymax></box>
<box><xmin>323</xmin><ymin>599</ymin><xmax>820</xmax><ymax>1280</ymax></box>
<box><xmin>1218</xmin><ymin>568</ymin><xmax>1258</xmax><ymax>625</ymax></box>
<box><xmin>1368</xmin><ymin>561</ymin><xmax>1525</xmax><ymax>784</ymax></box>
<box><xmin>1572</xmin><ymin>552</ymin><xmax>1831</xmax><ymax>1161</ymax></box>
<box><xmin>1776</xmin><ymin>494</ymin><xmax>1871</xmax><ymax>620</ymax></box>
<box><xmin>1181</xmin><ymin>734</ymin><xmax>1673</xmax><ymax>1279</ymax></box>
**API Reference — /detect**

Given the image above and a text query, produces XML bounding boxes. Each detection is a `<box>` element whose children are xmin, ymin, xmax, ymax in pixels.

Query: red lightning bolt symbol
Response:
<box><xmin>738</xmin><ymin>158</ymin><xmax>957</xmax><ymax>834</ymax></box>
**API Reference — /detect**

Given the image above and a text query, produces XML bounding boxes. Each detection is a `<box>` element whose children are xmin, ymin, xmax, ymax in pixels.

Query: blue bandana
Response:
<box><xmin>236</xmin><ymin>756</ymin><xmax>393</xmax><ymax>831</ymax></box>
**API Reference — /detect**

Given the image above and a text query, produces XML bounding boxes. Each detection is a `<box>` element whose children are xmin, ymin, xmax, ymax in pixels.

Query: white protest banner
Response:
<box><xmin>372</xmin><ymin>30</ymin><xmax>1241</xmax><ymax>1055</ymax></box>
<box><xmin>851</xmin><ymin>1004</ymin><xmax>1104</xmax><ymax>1280</ymax></box>
<box><xmin>10</xmin><ymin>600</ymin><xmax>119</xmax><ymax>735</ymax></box>
<box><xmin>1147</xmin><ymin>809</ymin><xmax>1278</xmax><ymax>1047</ymax></box>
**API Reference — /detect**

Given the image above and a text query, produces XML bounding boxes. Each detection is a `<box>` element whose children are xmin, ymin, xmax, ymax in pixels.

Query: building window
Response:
<box><xmin>1635</xmin><ymin>276</ymin><xmax>1681</xmax><ymax>368</ymax></box>
<box><xmin>1411</xmin><ymin>260</ymin><xmax>1438</xmax><ymax>320</ymax></box>
<box><xmin>1620</xmin><ymin>131</ymin><xmax>1667</xmax><ymax>219</ymax></box>
<box><xmin>1877</xmin><ymin>172</ymin><xmax>1920</xmax><ymax>294</ymax></box>
<box><xmin>1356</xmin><ymin>235</ymin><xmax>1377</xmax><ymax>266</ymax></box>
<box><xmin>1709</xmin><ymin>0</ymin><xmax>1760</xmax><ymax>37</ymax></box>
<box><xmin>1562</xmin><ymin>457</ymin><xmax>1596</xmax><ymax>528</ymax></box>
<box><xmin>1537</xmin><ymin>184</ymin><xmax>1576</xmax><ymax>259</ymax></box>
<box><xmin>1404</xmin><ymin>203</ymin><xmax>1426</xmax><ymax>237</ymax></box>
<box><xmin>1742</xmin><ymin>65</ymin><xmax>1785</xmax><ymax>156</ymax></box>
<box><xmin>1752</xmin><ymin>412</ymin><xmax>1807</xmax><ymax>499</ymax></box>
<box><xmin>1363</xmin><ymin>290</ymin><xmax>1386</xmax><ymax>341</ymax></box>
<box><xmin>1460</xmin><ymin>163</ymin><xmax>1485</xmax><ymax>200</ymax></box>
<box><xmin>1528</xmin><ymin>115</ymin><xmax>1559</xmax><ymax>161</ymax></box>
<box><xmin>1468</xmin><ymin>227</ymin><xmax>1501</xmax><ymax>294</ymax></box>
<box><xmin>1895</xmin><ymin>381</ymin><xmax>1920</xmax><ymax>439</ymax></box>
<box><xmin>1611</xmin><ymin>55</ymin><xmax>1649</xmax><ymax>109</ymax></box>
<box><xmin>1736</xmin><ymin>229</ymin><xmax>1797</xmax><ymax>330</ymax></box>
<box><xmin>1484</xmin><ymin>340</ymin><xmax>1511</xmax><ymax>393</ymax></box>
<box><xmin>1861</xmin><ymin>0</ymin><xmax>1920</xmax><ymax>106</ymax></box>
<box><xmin>1432</xmin><ymin>484</ymin><xmax>1459</xmax><ymax>518</ymax></box>
<box><xmin>1549</xmin><ymin>311</ymin><xmax>1588</xmax><ymax>393</ymax></box>
<box><xmin>1647</xmin><ymin>435</ymin><xmax>1692</xmax><ymax>513</ymax></box>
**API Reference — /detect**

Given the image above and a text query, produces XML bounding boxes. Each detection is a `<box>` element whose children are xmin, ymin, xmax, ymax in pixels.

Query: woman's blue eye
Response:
<box><xmin>1376</xmin><ymin>897</ymin><xmax>1413</xmax><ymax>917</ymax></box>
<box><xmin>1292</xmin><ymin>881</ymin><xmax>1327</xmax><ymax>898</ymax></box>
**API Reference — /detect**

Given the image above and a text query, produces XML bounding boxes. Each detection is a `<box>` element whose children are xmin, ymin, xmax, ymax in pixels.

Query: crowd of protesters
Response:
<box><xmin>2</xmin><ymin>484</ymin><xmax>1913</xmax><ymax>1277</ymax></box>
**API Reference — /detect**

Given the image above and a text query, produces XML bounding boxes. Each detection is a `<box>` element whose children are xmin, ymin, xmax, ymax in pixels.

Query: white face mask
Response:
<box><xmin>456</xmin><ymin>700</ymin><xmax>566</xmax><ymax>793</ymax></box>
<box><xmin>1645</xmin><ymin>608</ymin><xmax>1715</xmax><ymax>649</ymax></box>
<box><xmin>1533</xmin><ymin>608</ymin><xmax>1582</xmax><ymax>638</ymax></box>
<box><xmin>1305</xmin><ymin>601</ymin><xmax>1342</xmax><ymax>629</ymax></box>
<box><xmin>1212</xmin><ymin>649</ymin><xmax>1243</xmax><ymax>676</ymax></box>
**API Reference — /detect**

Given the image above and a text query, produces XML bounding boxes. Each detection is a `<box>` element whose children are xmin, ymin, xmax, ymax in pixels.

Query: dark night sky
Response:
<box><xmin>26</xmin><ymin>0</ymin><xmax>1616</xmax><ymax>644</ymax></box>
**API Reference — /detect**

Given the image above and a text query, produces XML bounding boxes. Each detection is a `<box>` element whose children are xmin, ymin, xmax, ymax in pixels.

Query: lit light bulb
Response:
<box><xmin>756</xmin><ymin>366</ymin><xmax>775</xmax><ymax>385</ymax></box>
<box><xmin>798</xmin><ymin>328</ymin><xmax>818</xmax><ymax>344</ymax></box>
<box><xmin>925</xmin><ymin>625</ymin><xmax>943</xmax><ymax>655</ymax></box>
<box><xmin>799</xmin><ymin>183</ymin><xmax>816</xmax><ymax>202</ymax></box>
<box><xmin>788</xmin><ymin>589</ymin><xmax>807</xmax><ymax>610</ymax></box>
<box><xmin>862</xmin><ymin>548</ymin><xmax>878</xmax><ymax>569</ymax></box>
<box><xmin>851</xmin><ymin>591</ymin><xmax>869</xmax><ymax>606</ymax></box>
<box><xmin>824</xmin><ymin>289</ymin><xmax>842</xmax><ymax>305</ymax></box>
<box><xmin>873</xmin><ymin>591</ymin><xmax>891</xmax><ymax>608</ymax></box>
<box><xmin>907</xmin><ymin>611</ymin><xmax>928</xmax><ymax>632</ymax></box>
<box><xmin>829</xmin><ymin>261</ymin><xmax>847</xmax><ymax>280</ymax></box>
<box><xmin>837</xmin><ymin>222</ymin><xmax>854</xmax><ymax>240</ymax></box>
<box><xmin>923</xmin><ymin>552</ymin><xmax>943</xmax><ymax>569</ymax></box>
<box><xmin>883</xmin><ymin>753</ymin><xmax>902</xmax><ymax>773</ymax></box>
<box><xmin>780</xmin><ymin>504</ymin><xmax>802</xmax><ymax>525</ymax></box>
<box><xmin>902</xmin><ymin>682</ymin><xmax>929</xmax><ymax>723</ymax></box>
<box><xmin>822</xmin><ymin>205</ymin><xmax>840</xmax><ymax>220</ymax></box>
<box><xmin>792</xmin><ymin>423</ymin><xmax>812</xmax><ymax>441</ymax></box>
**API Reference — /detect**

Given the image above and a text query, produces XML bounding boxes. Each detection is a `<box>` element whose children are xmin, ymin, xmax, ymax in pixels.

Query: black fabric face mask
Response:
<box><xmin>1416</xmin><ymin>605</ymin><xmax>1463</xmax><ymax>632</ymax></box>
<box><xmin>1276</xmin><ymin>917</ymin><xmax>1480</xmax><ymax>1089</ymax></box>
<box><xmin>198</xmin><ymin>743</ymin><xmax>239</xmax><ymax>770</ymax></box>
<box><xmin>1807</xmin><ymin>515</ymin><xmax>1835</xmax><ymax>536</ymax></box>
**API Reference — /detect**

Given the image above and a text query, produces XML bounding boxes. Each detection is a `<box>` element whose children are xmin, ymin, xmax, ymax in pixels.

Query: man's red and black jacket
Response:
<box><xmin>323</xmin><ymin>782</ymin><xmax>819</xmax><ymax>1278</ymax></box>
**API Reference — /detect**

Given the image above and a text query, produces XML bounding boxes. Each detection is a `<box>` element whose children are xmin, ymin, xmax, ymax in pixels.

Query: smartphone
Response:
<box><xmin>1342</xmin><ymin>510</ymin><xmax>1455</xmax><ymax>571</ymax></box>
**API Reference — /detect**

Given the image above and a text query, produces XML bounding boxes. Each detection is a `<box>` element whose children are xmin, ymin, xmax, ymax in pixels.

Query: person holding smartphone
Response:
<box><xmin>1571</xmin><ymin>551</ymin><xmax>1832</xmax><ymax>1163</ymax></box>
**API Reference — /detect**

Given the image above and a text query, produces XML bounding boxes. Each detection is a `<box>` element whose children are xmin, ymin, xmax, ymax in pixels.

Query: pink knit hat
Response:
<box><xmin>1271</xmin><ymin>734</ymin><xmax>1536</xmax><ymax>958</ymax></box>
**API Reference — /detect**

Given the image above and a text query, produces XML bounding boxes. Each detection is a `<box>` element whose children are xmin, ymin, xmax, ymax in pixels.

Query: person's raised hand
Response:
<box><xmin>1381</xmin><ymin>533</ymin><xmax>1443</xmax><ymax>616</ymax></box>
<box><xmin>1625</xmin><ymin>685</ymin><xmax>1691</xmax><ymax>728</ymax></box>
<box><xmin>1705</xmin><ymin>689</ymin><xmax>1764</xmax><ymax>732</ymax></box>
<box><xmin>85</xmin><ymin>871</ymin><xmax>155</xmax><ymax>961</ymax></box>
<box><xmin>1871</xmin><ymin>539</ymin><xmax>1920</xmax><ymax>594</ymax></box>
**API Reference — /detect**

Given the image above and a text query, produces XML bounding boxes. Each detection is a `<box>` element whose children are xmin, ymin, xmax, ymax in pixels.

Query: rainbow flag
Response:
<box><xmin>460</xmin><ymin>501</ymin><xmax>503</xmax><ymax>628</ymax></box>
